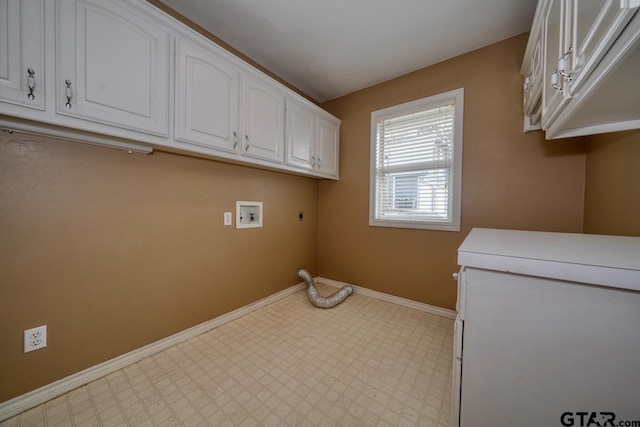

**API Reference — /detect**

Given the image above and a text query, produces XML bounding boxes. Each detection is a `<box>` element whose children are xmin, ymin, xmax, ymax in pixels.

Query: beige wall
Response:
<box><xmin>318</xmin><ymin>34</ymin><xmax>587</xmax><ymax>310</ymax></box>
<box><xmin>0</xmin><ymin>133</ymin><xmax>318</xmax><ymax>402</ymax></box>
<box><xmin>584</xmin><ymin>130</ymin><xmax>640</xmax><ymax>236</ymax></box>
<box><xmin>5</xmin><ymin>19</ymin><xmax>636</xmax><ymax>405</ymax></box>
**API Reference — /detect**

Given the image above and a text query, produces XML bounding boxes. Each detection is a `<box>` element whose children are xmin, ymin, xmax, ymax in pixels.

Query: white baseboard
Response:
<box><xmin>316</xmin><ymin>277</ymin><xmax>457</xmax><ymax>320</ymax></box>
<box><xmin>0</xmin><ymin>283</ymin><xmax>305</xmax><ymax>422</ymax></box>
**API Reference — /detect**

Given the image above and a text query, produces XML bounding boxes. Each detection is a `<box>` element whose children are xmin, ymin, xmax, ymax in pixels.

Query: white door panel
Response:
<box><xmin>242</xmin><ymin>75</ymin><xmax>284</xmax><ymax>163</ymax></box>
<box><xmin>175</xmin><ymin>38</ymin><xmax>239</xmax><ymax>152</ymax></box>
<box><xmin>316</xmin><ymin>116</ymin><xmax>339</xmax><ymax>177</ymax></box>
<box><xmin>0</xmin><ymin>0</ymin><xmax>45</xmax><ymax>109</ymax></box>
<box><xmin>285</xmin><ymin>98</ymin><xmax>315</xmax><ymax>170</ymax></box>
<box><xmin>56</xmin><ymin>0</ymin><xmax>169</xmax><ymax>136</ymax></box>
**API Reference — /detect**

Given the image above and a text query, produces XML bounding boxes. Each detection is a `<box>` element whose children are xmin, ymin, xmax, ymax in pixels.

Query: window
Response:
<box><xmin>370</xmin><ymin>88</ymin><xmax>463</xmax><ymax>231</ymax></box>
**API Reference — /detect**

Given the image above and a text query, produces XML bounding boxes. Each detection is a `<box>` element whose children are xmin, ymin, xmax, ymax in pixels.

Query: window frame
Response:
<box><xmin>369</xmin><ymin>88</ymin><xmax>464</xmax><ymax>232</ymax></box>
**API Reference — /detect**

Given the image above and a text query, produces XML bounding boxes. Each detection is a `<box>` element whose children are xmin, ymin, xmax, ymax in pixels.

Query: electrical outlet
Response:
<box><xmin>24</xmin><ymin>325</ymin><xmax>47</xmax><ymax>353</ymax></box>
<box><xmin>224</xmin><ymin>212</ymin><xmax>232</xmax><ymax>226</ymax></box>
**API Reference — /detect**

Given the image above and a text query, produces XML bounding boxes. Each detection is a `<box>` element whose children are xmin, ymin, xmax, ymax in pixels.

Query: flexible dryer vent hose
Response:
<box><xmin>297</xmin><ymin>269</ymin><xmax>353</xmax><ymax>308</ymax></box>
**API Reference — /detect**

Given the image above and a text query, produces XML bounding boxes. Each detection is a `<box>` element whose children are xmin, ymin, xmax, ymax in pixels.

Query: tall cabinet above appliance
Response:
<box><xmin>452</xmin><ymin>228</ymin><xmax>640</xmax><ymax>427</ymax></box>
<box><xmin>521</xmin><ymin>0</ymin><xmax>640</xmax><ymax>138</ymax></box>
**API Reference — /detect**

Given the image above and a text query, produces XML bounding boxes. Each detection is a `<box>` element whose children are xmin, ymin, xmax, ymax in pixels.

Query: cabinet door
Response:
<box><xmin>541</xmin><ymin>0</ymin><xmax>571</xmax><ymax>130</ymax></box>
<box><xmin>523</xmin><ymin>33</ymin><xmax>543</xmax><ymax>117</ymax></box>
<box><xmin>56</xmin><ymin>0</ymin><xmax>169</xmax><ymax>136</ymax></box>
<box><xmin>316</xmin><ymin>116</ymin><xmax>339</xmax><ymax>177</ymax></box>
<box><xmin>242</xmin><ymin>74</ymin><xmax>284</xmax><ymax>163</ymax></box>
<box><xmin>0</xmin><ymin>0</ymin><xmax>45</xmax><ymax>109</ymax></box>
<box><xmin>175</xmin><ymin>38</ymin><xmax>240</xmax><ymax>153</ymax></box>
<box><xmin>285</xmin><ymin>98</ymin><xmax>316</xmax><ymax>170</ymax></box>
<box><xmin>567</xmin><ymin>0</ymin><xmax>639</xmax><ymax>93</ymax></box>
<box><xmin>546</xmin><ymin>14</ymin><xmax>640</xmax><ymax>139</ymax></box>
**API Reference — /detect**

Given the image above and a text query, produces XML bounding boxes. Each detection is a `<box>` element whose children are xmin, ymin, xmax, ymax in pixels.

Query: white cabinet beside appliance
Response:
<box><xmin>523</xmin><ymin>0</ymin><xmax>640</xmax><ymax>139</ymax></box>
<box><xmin>566</xmin><ymin>1</ymin><xmax>638</xmax><ymax>95</ymax></box>
<box><xmin>540</xmin><ymin>0</ymin><xmax>568</xmax><ymax>130</ymax></box>
<box><xmin>521</xmin><ymin>16</ymin><xmax>543</xmax><ymax>131</ymax></box>
<box><xmin>452</xmin><ymin>228</ymin><xmax>640</xmax><ymax>427</ymax></box>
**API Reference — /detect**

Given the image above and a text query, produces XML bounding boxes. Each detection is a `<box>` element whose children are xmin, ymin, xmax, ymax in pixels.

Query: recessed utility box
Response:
<box><xmin>236</xmin><ymin>201</ymin><xmax>263</xmax><ymax>229</ymax></box>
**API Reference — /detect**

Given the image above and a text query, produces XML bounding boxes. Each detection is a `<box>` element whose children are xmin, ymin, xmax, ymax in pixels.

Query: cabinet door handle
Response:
<box><xmin>311</xmin><ymin>156</ymin><xmax>316</xmax><ymax>168</ymax></box>
<box><xmin>551</xmin><ymin>70</ymin><xmax>561</xmax><ymax>91</ymax></box>
<box><xmin>233</xmin><ymin>131</ymin><xmax>238</xmax><ymax>149</ymax></box>
<box><xmin>524</xmin><ymin>74</ymin><xmax>532</xmax><ymax>94</ymax></box>
<box><xmin>317</xmin><ymin>157</ymin><xmax>321</xmax><ymax>168</ymax></box>
<box><xmin>245</xmin><ymin>135</ymin><xmax>250</xmax><ymax>151</ymax></box>
<box><xmin>558</xmin><ymin>46</ymin><xmax>573</xmax><ymax>80</ymax></box>
<box><xmin>27</xmin><ymin>68</ymin><xmax>36</xmax><ymax>100</ymax></box>
<box><xmin>64</xmin><ymin>79</ymin><xmax>73</xmax><ymax>108</ymax></box>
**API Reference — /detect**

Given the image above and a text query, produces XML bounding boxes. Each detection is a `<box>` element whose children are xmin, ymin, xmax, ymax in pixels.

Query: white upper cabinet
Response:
<box><xmin>242</xmin><ymin>74</ymin><xmax>285</xmax><ymax>164</ymax></box>
<box><xmin>524</xmin><ymin>0</ymin><xmax>640</xmax><ymax>139</ymax></box>
<box><xmin>175</xmin><ymin>38</ymin><xmax>240</xmax><ymax>153</ymax></box>
<box><xmin>541</xmin><ymin>0</ymin><xmax>570</xmax><ymax>130</ymax></box>
<box><xmin>566</xmin><ymin>0</ymin><xmax>638</xmax><ymax>94</ymax></box>
<box><xmin>286</xmin><ymin>98</ymin><xmax>316</xmax><ymax>170</ymax></box>
<box><xmin>0</xmin><ymin>0</ymin><xmax>45</xmax><ymax>110</ymax></box>
<box><xmin>522</xmin><ymin>32</ymin><xmax>542</xmax><ymax>118</ymax></box>
<box><xmin>316</xmin><ymin>115</ymin><xmax>339</xmax><ymax>177</ymax></box>
<box><xmin>285</xmin><ymin>97</ymin><xmax>340</xmax><ymax>178</ymax></box>
<box><xmin>56</xmin><ymin>0</ymin><xmax>170</xmax><ymax>136</ymax></box>
<box><xmin>0</xmin><ymin>0</ymin><xmax>339</xmax><ymax>179</ymax></box>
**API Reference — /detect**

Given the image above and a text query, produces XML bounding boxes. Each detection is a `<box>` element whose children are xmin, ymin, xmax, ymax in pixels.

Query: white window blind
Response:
<box><xmin>370</xmin><ymin>89</ymin><xmax>463</xmax><ymax>231</ymax></box>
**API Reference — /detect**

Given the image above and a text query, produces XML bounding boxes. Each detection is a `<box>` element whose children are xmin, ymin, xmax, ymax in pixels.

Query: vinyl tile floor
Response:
<box><xmin>1</xmin><ymin>283</ymin><xmax>454</xmax><ymax>427</ymax></box>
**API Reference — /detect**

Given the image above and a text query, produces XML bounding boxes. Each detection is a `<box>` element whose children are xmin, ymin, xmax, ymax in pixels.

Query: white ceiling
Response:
<box><xmin>160</xmin><ymin>0</ymin><xmax>537</xmax><ymax>102</ymax></box>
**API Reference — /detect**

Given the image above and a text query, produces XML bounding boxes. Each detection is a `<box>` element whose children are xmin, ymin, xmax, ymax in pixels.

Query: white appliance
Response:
<box><xmin>452</xmin><ymin>228</ymin><xmax>640</xmax><ymax>427</ymax></box>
